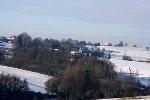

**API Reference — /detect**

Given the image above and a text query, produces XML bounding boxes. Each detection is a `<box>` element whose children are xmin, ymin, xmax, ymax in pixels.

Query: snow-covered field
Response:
<box><xmin>0</xmin><ymin>65</ymin><xmax>52</xmax><ymax>93</ymax></box>
<box><xmin>100</xmin><ymin>46</ymin><xmax>150</xmax><ymax>86</ymax></box>
<box><xmin>100</xmin><ymin>46</ymin><xmax>150</xmax><ymax>61</ymax></box>
<box><xmin>99</xmin><ymin>96</ymin><xmax>150</xmax><ymax>100</ymax></box>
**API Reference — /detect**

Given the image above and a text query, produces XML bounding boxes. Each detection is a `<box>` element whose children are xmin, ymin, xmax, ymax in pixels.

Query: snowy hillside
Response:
<box><xmin>0</xmin><ymin>65</ymin><xmax>52</xmax><ymax>93</ymax></box>
<box><xmin>100</xmin><ymin>46</ymin><xmax>150</xmax><ymax>61</ymax></box>
<box><xmin>100</xmin><ymin>46</ymin><xmax>150</xmax><ymax>86</ymax></box>
<box><xmin>100</xmin><ymin>95</ymin><xmax>150</xmax><ymax>100</ymax></box>
<box><xmin>111</xmin><ymin>59</ymin><xmax>150</xmax><ymax>86</ymax></box>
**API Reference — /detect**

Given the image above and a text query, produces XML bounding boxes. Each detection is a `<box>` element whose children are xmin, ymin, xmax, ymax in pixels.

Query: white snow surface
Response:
<box><xmin>100</xmin><ymin>46</ymin><xmax>150</xmax><ymax>86</ymax></box>
<box><xmin>110</xmin><ymin>59</ymin><xmax>150</xmax><ymax>86</ymax></box>
<box><xmin>0</xmin><ymin>65</ymin><xmax>52</xmax><ymax>93</ymax></box>
<box><xmin>99</xmin><ymin>96</ymin><xmax>150</xmax><ymax>100</ymax></box>
<box><xmin>100</xmin><ymin>46</ymin><xmax>150</xmax><ymax>61</ymax></box>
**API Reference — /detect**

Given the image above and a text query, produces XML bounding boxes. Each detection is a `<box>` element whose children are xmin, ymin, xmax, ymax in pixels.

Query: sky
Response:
<box><xmin>0</xmin><ymin>0</ymin><xmax>150</xmax><ymax>45</ymax></box>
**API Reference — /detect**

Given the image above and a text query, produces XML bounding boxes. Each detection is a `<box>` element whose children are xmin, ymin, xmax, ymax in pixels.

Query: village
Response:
<box><xmin>0</xmin><ymin>34</ymin><xmax>150</xmax><ymax>99</ymax></box>
<box><xmin>1</xmin><ymin>35</ymin><xmax>150</xmax><ymax>63</ymax></box>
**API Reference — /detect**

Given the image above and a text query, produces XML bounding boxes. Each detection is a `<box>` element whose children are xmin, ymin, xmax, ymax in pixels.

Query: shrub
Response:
<box><xmin>0</xmin><ymin>74</ymin><xmax>29</xmax><ymax>92</ymax></box>
<box><xmin>122</xmin><ymin>55</ymin><xmax>133</xmax><ymax>61</ymax></box>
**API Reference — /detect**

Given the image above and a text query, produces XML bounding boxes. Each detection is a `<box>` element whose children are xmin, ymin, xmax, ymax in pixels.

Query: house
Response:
<box><xmin>0</xmin><ymin>37</ymin><xmax>14</xmax><ymax>58</ymax></box>
<box><xmin>70</xmin><ymin>50</ymin><xmax>82</xmax><ymax>56</ymax></box>
<box><xmin>114</xmin><ymin>41</ymin><xmax>124</xmax><ymax>47</ymax></box>
<box><xmin>127</xmin><ymin>44</ymin><xmax>137</xmax><ymax>47</ymax></box>
<box><xmin>0</xmin><ymin>42</ymin><xmax>5</xmax><ymax>47</ymax></box>
<box><xmin>7</xmin><ymin>36</ymin><xmax>15</xmax><ymax>41</ymax></box>
<box><xmin>146</xmin><ymin>47</ymin><xmax>149</xmax><ymax>51</ymax></box>
<box><xmin>103</xmin><ymin>43</ymin><xmax>112</xmax><ymax>46</ymax></box>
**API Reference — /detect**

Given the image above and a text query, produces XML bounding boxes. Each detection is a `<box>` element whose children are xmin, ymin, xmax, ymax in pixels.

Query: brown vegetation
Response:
<box><xmin>45</xmin><ymin>57</ymin><xmax>143</xmax><ymax>99</ymax></box>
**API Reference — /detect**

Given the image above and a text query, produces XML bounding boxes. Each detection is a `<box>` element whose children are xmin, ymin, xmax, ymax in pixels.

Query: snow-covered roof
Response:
<box><xmin>103</xmin><ymin>43</ymin><xmax>112</xmax><ymax>46</ymax></box>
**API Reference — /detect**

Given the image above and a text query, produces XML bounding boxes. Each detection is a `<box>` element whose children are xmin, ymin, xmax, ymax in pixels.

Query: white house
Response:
<box><xmin>103</xmin><ymin>43</ymin><xmax>112</xmax><ymax>46</ymax></box>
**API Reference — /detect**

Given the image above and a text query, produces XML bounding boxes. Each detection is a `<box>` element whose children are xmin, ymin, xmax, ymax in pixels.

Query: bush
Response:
<box><xmin>0</xmin><ymin>50</ymin><xmax>5</xmax><ymax>64</ymax></box>
<box><xmin>0</xmin><ymin>74</ymin><xmax>29</xmax><ymax>92</ymax></box>
<box><xmin>0</xmin><ymin>74</ymin><xmax>56</xmax><ymax>100</ymax></box>
<box><xmin>122</xmin><ymin>55</ymin><xmax>133</xmax><ymax>61</ymax></box>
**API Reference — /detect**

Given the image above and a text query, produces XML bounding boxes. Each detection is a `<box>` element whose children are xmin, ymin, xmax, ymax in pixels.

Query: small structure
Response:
<box><xmin>70</xmin><ymin>50</ymin><xmax>82</xmax><ymax>56</ymax></box>
<box><xmin>146</xmin><ymin>47</ymin><xmax>149</xmax><ymax>51</ymax></box>
<box><xmin>103</xmin><ymin>43</ymin><xmax>112</xmax><ymax>46</ymax></box>
<box><xmin>127</xmin><ymin>44</ymin><xmax>137</xmax><ymax>47</ymax></box>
